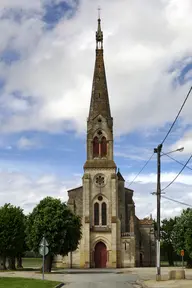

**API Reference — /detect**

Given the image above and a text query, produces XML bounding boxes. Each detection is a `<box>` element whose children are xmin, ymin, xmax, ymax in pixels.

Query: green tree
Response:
<box><xmin>0</xmin><ymin>204</ymin><xmax>26</xmax><ymax>270</ymax></box>
<box><xmin>172</xmin><ymin>208</ymin><xmax>192</xmax><ymax>267</ymax></box>
<box><xmin>161</xmin><ymin>217</ymin><xmax>177</xmax><ymax>266</ymax></box>
<box><xmin>26</xmin><ymin>197</ymin><xmax>82</xmax><ymax>272</ymax></box>
<box><xmin>16</xmin><ymin>215</ymin><xmax>29</xmax><ymax>269</ymax></box>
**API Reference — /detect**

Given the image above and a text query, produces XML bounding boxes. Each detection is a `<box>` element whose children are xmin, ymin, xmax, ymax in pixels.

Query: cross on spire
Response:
<box><xmin>88</xmin><ymin>14</ymin><xmax>111</xmax><ymax>122</ymax></box>
<box><xmin>98</xmin><ymin>6</ymin><xmax>101</xmax><ymax>19</ymax></box>
<box><xmin>96</xmin><ymin>7</ymin><xmax>103</xmax><ymax>49</ymax></box>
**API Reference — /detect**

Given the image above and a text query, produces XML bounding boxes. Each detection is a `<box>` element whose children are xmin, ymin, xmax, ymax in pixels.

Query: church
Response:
<box><xmin>54</xmin><ymin>17</ymin><xmax>156</xmax><ymax>268</ymax></box>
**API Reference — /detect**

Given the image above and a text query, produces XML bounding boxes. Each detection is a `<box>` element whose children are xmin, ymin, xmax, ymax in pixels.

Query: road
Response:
<box><xmin>0</xmin><ymin>269</ymin><xmax>142</xmax><ymax>287</ymax></box>
<box><xmin>2</xmin><ymin>267</ymin><xmax>192</xmax><ymax>287</ymax></box>
<box><xmin>63</xmin><ymin>272</ymin><xmax>141</xmax><ymax>288</ymax></box>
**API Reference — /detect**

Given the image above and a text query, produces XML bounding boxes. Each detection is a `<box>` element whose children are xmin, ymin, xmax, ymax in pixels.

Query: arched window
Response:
<box><xmin>101</xmin><ymin>202</ymin><xmax>107</xmax><ymax>225</ymax></box>
<box><xmin>94</xmin><ymin>202</ymin><xmax>99</xmax><ymax>225</ymax></box>
<box><xmin>100</xmin><ymin>136</ymin><xmax>107</xmax><ymax>157</ymax></box>
<box><xmin>93</xmin><ymin>136</ymin><xmax>99</xmax><ymax>158</ymax></box>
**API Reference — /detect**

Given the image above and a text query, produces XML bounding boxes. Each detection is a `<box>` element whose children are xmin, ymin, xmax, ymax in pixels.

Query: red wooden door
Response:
<box><xmin>94</xmin><ymin>242</ymin><xmax>107</xmax><ymax>268</ymax></box>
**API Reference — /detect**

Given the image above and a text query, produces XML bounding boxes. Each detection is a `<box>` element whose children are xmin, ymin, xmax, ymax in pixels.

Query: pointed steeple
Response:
<box><xmin>84</xmin><ymin>12</ymin><xmax>116</xmax><ymax>170</ymax></box>
<box><xmin>96</xmin><ymin>8</ymin><xmax>103</xmax><ymax>49</ymax></box>
<box><xmin>88</xmin><ymin>14</ymin><xmax>111</xmax><ymax>121</ymax></box>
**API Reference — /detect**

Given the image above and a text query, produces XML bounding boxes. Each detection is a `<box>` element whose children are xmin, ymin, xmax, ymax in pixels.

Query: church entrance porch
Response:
<box><xmin>94</xmin><ymin>241</ymin><xmax>107</xmax><ymax>268</ymax></box>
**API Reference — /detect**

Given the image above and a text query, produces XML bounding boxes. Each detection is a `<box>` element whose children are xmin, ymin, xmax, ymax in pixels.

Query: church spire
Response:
<box><xmin>96</xmin><ymin>8</ymin><xmax>103</xmax><ymax>49</ymax></box>
<box><xmin>84</xmin><ymin>13</ymin><xmax>116</xmax><ymax>170</ymax></box>
<box><xmin>88</xmin><ymin>14</ymin><xmax>112</xmax><ymax>122</ymax></box>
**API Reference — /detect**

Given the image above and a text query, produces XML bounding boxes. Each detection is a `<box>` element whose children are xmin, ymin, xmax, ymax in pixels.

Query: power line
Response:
<box><xmin>128</xmin><ymin>153</ymin><xmax>154</xmax><ymax>187</ymax></box>
<box><xmin>162</xmin><ymin>195</ymin><xmax>192</xmax><ymax>208</ymax></box>
<box><xmin>128</xmin><ymin>86</ymin><xmax>192</xmax><ymax>188</ymax></box>
<box><xmin>161</xmin><ymin>154</ymin><xmax>192</xmax><ymax>192</ymax></box>
<box><xmin>164</xmin><ymin>153</ymin><xmax>192</xmax><ymax>171</ymax></box>
<box><xmin>161</xmin><ymin>86</ymin><xmax>192</xmax><ymax>145</ymax></box>
<box><xmin>153</xmin><ymin>87</ymin><xmax>191</xmax><ymax>279</ymax></box>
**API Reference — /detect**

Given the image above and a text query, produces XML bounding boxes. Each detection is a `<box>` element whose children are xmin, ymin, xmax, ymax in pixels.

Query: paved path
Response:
<box><xmin>128</xmin><ymin>267</ymin><xmax>192</xmax><ymax>280</ymax></box>
<box><xmin>2</xmin><ymin>267</ymin><xmax>192</xmax><ymax>287</ymax></box>
<box><xmin>0</xmin><ymin>270</ymin><xmax>140</xmax><ymax>288</ymax></box>
<box><xmin>63</xmin><ymin>273</ymin><xmax>140</xmax><ymax>288</ymax></box>
<box><xmin>144</xmin><ymin>279</ymin><xmax>192</xmax><ymax>288</ymax></box>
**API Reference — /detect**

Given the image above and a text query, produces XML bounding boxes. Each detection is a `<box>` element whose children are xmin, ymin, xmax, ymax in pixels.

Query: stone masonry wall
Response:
<box><xmin>121</xmin><ymin>234</ymin><xmax>136</xmax><ymax>267</ymax></box>
<box><xmin>139</xmin><ymin>222</ymin><xmax>156</xmax><ymax>267</ymax></box>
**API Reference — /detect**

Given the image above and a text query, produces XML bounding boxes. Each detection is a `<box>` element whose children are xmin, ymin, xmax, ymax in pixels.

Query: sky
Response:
<box><xmin>0</xmin><ymin>0</ymin><xmax>192</xmax><ymax>220</ymax></box>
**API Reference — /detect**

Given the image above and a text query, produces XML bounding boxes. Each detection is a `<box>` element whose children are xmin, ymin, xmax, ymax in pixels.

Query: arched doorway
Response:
<box><xmin>94</xmin><ymin>241</ymin><xmax>107</xmax><ymax>268</ymax></box>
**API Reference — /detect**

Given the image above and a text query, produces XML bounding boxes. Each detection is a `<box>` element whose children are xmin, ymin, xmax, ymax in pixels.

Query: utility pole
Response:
<box><xmin>154</xmin><ymin>143</ymin><xmax>162</xmax><ymax>281</ymax></box>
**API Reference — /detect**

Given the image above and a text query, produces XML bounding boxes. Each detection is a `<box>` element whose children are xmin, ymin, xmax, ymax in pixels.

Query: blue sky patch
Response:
<box><xmin>0</xmin><ymin>7</ymin><xmax>42</xmax><ymax>23</ymax></box>
<box><xmin>0</xmin><ymin>131</ymin><xmax>86</xmax><ymax>177</ymax></box>
<box><xmin>0</xmin><ymin>49</ymin><xmax>20</xmax><ymax>65</ymax></box>
<box><xmin>0</xmin><ymin>78</ymin><xmax>5</xmax><ymax>91</ymax></box>
<box><xmin>12</xmin><ymin>91</ymin><xmax>36</xmax><ymax>106</ymax></box>
<box><xmin>0</xmin><ymin>8</ymin><xmax>24</xmax><ymax>23</ymax></box>
<box><xmin>179</xmin><ymin>63</ymin><xmax>192</xmax><ymax>84</ymax></box>
<box><xmin>170</xmin><ymin>57</ymin><xmax>192</xmax><ymax>86</ymax></box>
<box><xmin>43</xmin><ymin>0</ymin><xmax>79</xmax><ymax>28</ymax></box>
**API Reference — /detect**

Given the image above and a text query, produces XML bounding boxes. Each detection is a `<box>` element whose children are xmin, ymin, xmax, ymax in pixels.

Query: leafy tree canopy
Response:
<box><xmin>26</xmin><ymin>197</ymin><xmax>82</xmax><ymax>257</ymax></box>
<box><xmin>160</xmin><ymin>217</ymin><xmax>177</xmax><ymax>266</ymax></box>
<box><xmin>172</xmin><ymin>208</ymin><xmax>192</xmax><ymax>260</ymax></box>
<box><xmin>161</xmin><ymin>217</ymin><xmax>177</xmax><ymax>246</ymax></box>
<box><xmin>0</xmin><ymin>203</ymin><xmax>26</xmax><ymax>258</ymax></box>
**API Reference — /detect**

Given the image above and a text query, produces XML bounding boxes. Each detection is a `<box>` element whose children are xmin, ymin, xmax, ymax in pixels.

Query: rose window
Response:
<box><xmin>95</xmin><ymin>174</ymin><xmax>106</xmax><ymax>187</ymax></box>
<box><xmin>96</xmin><ymin>175</ymin><xmax>104</xmax><ymax>186</ymax></box>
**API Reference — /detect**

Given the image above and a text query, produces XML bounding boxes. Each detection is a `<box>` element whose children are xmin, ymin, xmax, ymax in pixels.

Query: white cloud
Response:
<box><xmin>17</xmin><ymin>136</ymin><xmax>40</xmax><ymax>149</ymax></box>
<box><xmin>0</xmin><ymin>0</ymin><xmax>191</xmax><ymax>136</ymax></box>
<box><xmin>0</xmin><ymin>167</ymin><xmax>191</xmax><ymax>220</ymax></box>
<box><xmin>0</xmin><ymin>171</ymin><xmax>70</xmax><ymax>214</ymax></box>
<box><xmin>126</xmin><ymin>171</ymin><xmax>192</xmax><ymax>219</ymax></box>
<box><xmin>171</xmin><ymin>130</ymin><xmax>192</xmax><ymax>155</ymax></box>
<box><xmin>133</xmin><ymin>184</ymin><xmax>192</xmax><ymax>220</ymax></box>
<box><xmin>115</xmin><ymin>151</ymin><xmax>152</xmax><ymax>161</ymax></box>
<box><xmin>0</xmin><ymin>0</ymin><xmax>42</xmax><ymax>10</ymax></box>
<box><xmin>0</xmin><ymin>0</ymin><xmax>192</xmax><ymax>220</ymax></box>
<box><xmin>126</xmin><ymin>172</ymin><xmax>192</xmax><ymax>186</ymax></box>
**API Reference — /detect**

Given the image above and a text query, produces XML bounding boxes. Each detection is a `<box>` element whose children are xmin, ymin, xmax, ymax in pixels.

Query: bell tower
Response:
<box><xmin>84</xmin><ymin>14</ymin><xmax>116</xmax><ymax>170</ymax></box>
<box><xmin>81</xmin><ymin>14</ymin><xmax>120</xmax><ymax>269</ymax></box>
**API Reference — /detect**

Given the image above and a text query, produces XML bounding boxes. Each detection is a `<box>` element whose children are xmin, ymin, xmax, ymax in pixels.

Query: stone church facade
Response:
<box><xmin>54</xmin><ymin>17</ymin><xmax>156</xmax><ymax>269</ymax></box>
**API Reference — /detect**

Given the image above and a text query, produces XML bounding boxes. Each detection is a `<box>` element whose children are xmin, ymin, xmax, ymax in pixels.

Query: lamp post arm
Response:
<box><xmin>161</xmin><ymin>147</ymin><xmax>184</xmax><ymax>157</ymax></box>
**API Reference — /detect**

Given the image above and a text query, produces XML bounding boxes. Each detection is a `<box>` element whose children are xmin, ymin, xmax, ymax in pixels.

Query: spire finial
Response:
<box><xmin>96</xmin><ymin>7</ymin><xmax>103</xmax><ymax>49</ymax></box>
<box><xmin>98</xmin><ymin>6</ymin><xmax>101</xmax><ymax>19</ymax></box>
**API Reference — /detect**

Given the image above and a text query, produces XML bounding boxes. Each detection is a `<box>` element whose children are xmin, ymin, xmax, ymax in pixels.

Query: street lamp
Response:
<box><xmin>161</xmin><ymin>147</ymin><xmax>184</xmax><ymax>156</ymax></box>
<box><xmin>154</xmin><ymin>145</ymin><xmax>184</xmax><ymax>281</ymax></box>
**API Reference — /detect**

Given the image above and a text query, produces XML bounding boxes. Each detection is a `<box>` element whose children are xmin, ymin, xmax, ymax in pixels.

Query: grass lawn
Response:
<box><xmin>0</xmin><ymin>258</ymin><xmax>61</xmax><ymax>273</ymax></box>
<box><xmin>0</xmin><ymin>277</ymin><xmax>61</xmax><ymax>288</ymax></box>
<box><xmin>161</xmin><ymin>261</ymin><xmax>187</xmax><ymax>267</ymax></box>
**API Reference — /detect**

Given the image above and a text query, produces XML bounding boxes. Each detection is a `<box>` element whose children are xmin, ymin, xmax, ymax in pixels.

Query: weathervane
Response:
<box><xmin>98</xmin><ymin>6</ymin><xmax>101</xmax><ymax>19</ymax></box>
